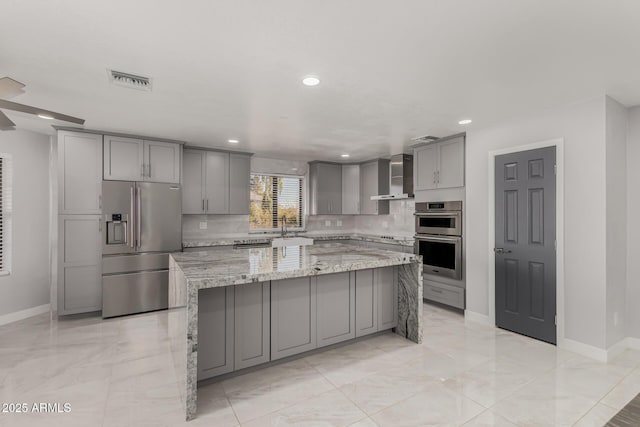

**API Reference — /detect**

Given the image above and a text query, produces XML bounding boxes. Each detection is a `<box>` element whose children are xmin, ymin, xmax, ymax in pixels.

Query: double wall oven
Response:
<box><xmin>414</xmin><ymin>201</ymin><xmax>462</xmax><ymax>280</ymax></box>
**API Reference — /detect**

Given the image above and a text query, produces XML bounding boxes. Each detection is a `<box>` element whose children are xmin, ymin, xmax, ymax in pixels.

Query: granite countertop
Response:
<box><xmin>182</xmin><ymin>233</ymin><xmax>415</xmax><ymax>249</ymax></box>
<box><xmin>170</xmin><ymin>242</ymin><xmax>417</xmax><ymax>291</ymax></box>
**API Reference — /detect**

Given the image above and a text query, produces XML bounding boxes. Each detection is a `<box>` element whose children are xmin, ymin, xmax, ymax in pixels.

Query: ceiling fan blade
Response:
<box><xmin>0</xmin><ymin>110</ymin><xmax>16</xmax><ymax>131</ymax></box>
<box><xmin>0</xmin><ymin>99</ymin><xmax>84</xmax><ymax>125</ymax></box>
<box><xmin>0</xmin><ymin>77</ymin><xmax>26</xmax><ymax>99</ymax></box>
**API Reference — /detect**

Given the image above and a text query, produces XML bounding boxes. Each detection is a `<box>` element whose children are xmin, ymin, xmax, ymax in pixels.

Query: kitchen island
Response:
<box><xmin>168</xmin><ymin>242</ymin><xmax>422</xmax><ymax>421</ymax></box>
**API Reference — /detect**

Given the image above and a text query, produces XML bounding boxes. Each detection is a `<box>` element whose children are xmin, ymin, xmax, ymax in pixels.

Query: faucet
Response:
<box><xmin>281</xmin><ymin>216</ymin><xmax>288</xmax><ymax>237</ymax></box>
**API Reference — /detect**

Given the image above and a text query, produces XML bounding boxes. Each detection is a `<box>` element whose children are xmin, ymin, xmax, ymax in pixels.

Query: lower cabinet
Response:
<box><xmin>271</xmin><ymin>277</ymin><xmax>317</xmax><ymax>360</ymax></box>
<box><xmin>316</xmin><ymin>272</ymin><xmax>355</xmax><ymax>346</ymax></box>
<box><xmin>197</xmin><ymin>268</ymin><xmax>399</xmax><ymax>380</ymax></box>
<box><xmin>198</xmin><ymin>287</ymin><xmax>234</xmax><ymax>380</ymax></box>
<box><xmin>234</xmin><ymin>282</ymin><xmax>270</xmax><ymax>370</ymax></box>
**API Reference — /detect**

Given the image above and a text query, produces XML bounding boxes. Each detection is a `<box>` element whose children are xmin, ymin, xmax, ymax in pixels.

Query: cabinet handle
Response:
<box><xmin>98</xmin><ymin>218</ymin><xmax>102</xmax><ymax>232</ymax></box>
<box><xmin>433</xmin><ymin>171</ymin><xmax>436</xmax><ymax>184</ymax></box>
<box><xmin>98</xmin><ymin>194</ymin><xmax>102</xmax><ymax>209</ymax></box>
<box><xmin>437</xmin><ymin>170</ymin><xmax>440</xmax><ymax>183</ymax></box>
<box><xmin>147</xmin><ymin>163</ymin><xmax>151</xmax><ymax>178</ymax></box>
<box><xmin>141</xmin><ymin>164</ymin><xmax>145</xmax><ymax>178</ymax></box>
<box><xmin>206</xmin><ymin>199</ymin><xmax>209</xmax><ymax>212</ymax></box>
<box><xmin>202</xmin><ymin>199</ymin><xmax>205</xmax><ymax>212</ymax></box>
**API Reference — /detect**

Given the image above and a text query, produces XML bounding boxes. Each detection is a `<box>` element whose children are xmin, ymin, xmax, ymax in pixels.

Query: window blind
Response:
<box><xmin>0</xmin><ymin>154</ymin><xmax>12</xmax><ymax>273</ymax></box>
<box><xmin>250</xmin><ymin>174</ymin><xmax>303</xmax><ymax>230</ymax></box>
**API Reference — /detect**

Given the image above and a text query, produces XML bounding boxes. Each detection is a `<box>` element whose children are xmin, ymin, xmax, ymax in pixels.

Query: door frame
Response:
<box><xmin>487</xmin><ymin>138</ymin><xmax>565</xmax><ymax>346</ymax></box>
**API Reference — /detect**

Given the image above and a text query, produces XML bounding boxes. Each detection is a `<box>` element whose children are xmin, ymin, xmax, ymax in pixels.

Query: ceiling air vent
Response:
<box><xmin>108</xmin><ymin>70</ymin><xmax>152</xmax><ymax>91</ymax></box>
<box><xmin>411</xmin><ymin>135</ymin><xmax>439</xmax><ymax>143</ymax></box>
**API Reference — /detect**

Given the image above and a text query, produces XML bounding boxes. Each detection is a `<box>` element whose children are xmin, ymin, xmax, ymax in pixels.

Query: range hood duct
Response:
<box><xmin>371</xmin><ymin>153</ymin><xmax>414</xmax><ymax>200</ymax></box>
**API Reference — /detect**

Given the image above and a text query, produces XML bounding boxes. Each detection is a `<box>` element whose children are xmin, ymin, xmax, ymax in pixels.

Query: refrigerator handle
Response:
<box><xmin>130</xmin><ymin>185</ymin><xmax>135</xmax><ymax>248</ymax></box>
<box><xmin>137</xmin><ymin>186</ymin><xmax>142</xmax><ymax>249</ymax></box>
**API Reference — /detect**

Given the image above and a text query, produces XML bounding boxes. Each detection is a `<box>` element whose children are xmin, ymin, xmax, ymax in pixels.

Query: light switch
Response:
<box><xmin>199</xmin><ymin>221</ymin><xmax>207</xmax><ymax>230</ymax></box>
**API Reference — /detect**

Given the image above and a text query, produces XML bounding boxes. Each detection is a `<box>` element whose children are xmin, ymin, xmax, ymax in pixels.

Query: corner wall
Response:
<box><xmin>626</xmin><ymin>106</ymin><xmax>640</xmax><ymax>340</ymax></box>
<box><xmin>0</xmin><ymin>129</ymin><xmax>51</xmax><ymax>321</ymax></box>
<box><xmin>465</xmin><ymin>97</ymin><xmax>608</xmax><ymax>349</ymax></box>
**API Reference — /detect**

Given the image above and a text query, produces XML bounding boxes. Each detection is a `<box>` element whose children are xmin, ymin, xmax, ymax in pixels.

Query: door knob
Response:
<box><xmin>494</xmin><ymin>248</ymin><xmax>512</xmax><ymax>254</ymax></box>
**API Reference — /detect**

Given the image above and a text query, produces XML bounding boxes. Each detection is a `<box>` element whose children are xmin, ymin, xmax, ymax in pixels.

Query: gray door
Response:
<box><xmin>377</xmin><ymin>267</ymin><xmax>398</xmax><ymax>330</ymax></box>
<box><xmin>234</xmin><ymin>282</ymin><xmax>270</xmax><ymax>370</ymax></box>
<box><xmin>495</xmin><ymin>146</ymin><xmax>556</xmax><ymax>344</ymax></box>
<box><xmin>355</xmin><ymin>269</ymin><xmax>378</xmax><ymax>337</ymax></box>
<box><xmin>137</xmin><ymin>182</ymin><xmax>182</xmax><ymax>252</ymax></box>
<box><xmin>316</xmin><ymin>272</ymin><xmax>355</xmax><ymax>347</ymax></box>
<box><xmin>198</xmin><ymin>287</ymin><xmax>234</xmax><ymax>380</ymax></box>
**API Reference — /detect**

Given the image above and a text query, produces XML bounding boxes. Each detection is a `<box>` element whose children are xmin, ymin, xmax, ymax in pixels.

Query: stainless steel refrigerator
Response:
<box><xmin>101</xmin><ymin>181</ymin><xmax>182</xmax><ymax>318</ymax></box>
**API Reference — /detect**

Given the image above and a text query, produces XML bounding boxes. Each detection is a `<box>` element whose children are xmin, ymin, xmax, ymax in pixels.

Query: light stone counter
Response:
<box><xmin>168</xmin><ymin>242</ymin><xmax>422</xmax><ymax>421</ymax></box>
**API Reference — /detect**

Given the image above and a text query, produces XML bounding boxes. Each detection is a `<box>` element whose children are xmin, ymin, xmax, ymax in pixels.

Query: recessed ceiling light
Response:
<box><xmin>38</xmin><ymin>114</ymin><xmax>54</xmax><ymax>120</ymax></box>
<box><xmin>302</xmin><ymin>76</ymin><xmax>320</xmax><ymax>86</ymax></box>
<box><xmin>458</xmin><ymin>119</ymin><xmax>472</xmax><ymax>125</ymax></box>
<box><xmin>341</xmin><ymin>154</ymin><xmax>350</xmax><ymax>158</ymax></box>
<box><xmin>227</xmin><ymin>139</ymin><xmax>239</xmax><ymax>144</ymax></box>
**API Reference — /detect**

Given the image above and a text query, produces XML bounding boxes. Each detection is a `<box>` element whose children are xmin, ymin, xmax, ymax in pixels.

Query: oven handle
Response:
<box><xmin>414</xmin><ymin>212</ymin><xmax>461</xmax><ymax>217</ymax></box>
<box><xmin>414</xmin><ymin>234</ymin><xmax>461</xmax><ymax>243</ymax></box>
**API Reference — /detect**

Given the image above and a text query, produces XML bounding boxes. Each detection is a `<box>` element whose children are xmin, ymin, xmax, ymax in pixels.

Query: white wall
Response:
<box><xmin>465</xmin><ymin>97</ymin><xmax>608</xmax><ymax>349</ymax></box>
<box><xmin>605</xmin><ymin>97</ymin><xmax>628</xmax><ymax>347</ymax></box>
<box><xmin>0</xmin><ymin>130</ymin><xmax>51</xmax><ymax>318</ymax></box>
<box><xmin>626</xmin><ymin>106</ymin><xmax>640</xmax><ymax>340</ymax></box>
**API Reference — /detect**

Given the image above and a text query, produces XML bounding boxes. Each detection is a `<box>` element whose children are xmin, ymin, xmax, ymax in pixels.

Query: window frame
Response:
<box><xmin>249</xmin><ymin>172</ymin><xmax>305</xmax><ymax>233</ymax></box>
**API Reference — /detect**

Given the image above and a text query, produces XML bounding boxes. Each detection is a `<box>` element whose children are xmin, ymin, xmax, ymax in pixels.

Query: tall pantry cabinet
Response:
<box><xmin>57</xmin><ymin>131</ymin><xmax>104</xmax><ymax>315</ymax></box>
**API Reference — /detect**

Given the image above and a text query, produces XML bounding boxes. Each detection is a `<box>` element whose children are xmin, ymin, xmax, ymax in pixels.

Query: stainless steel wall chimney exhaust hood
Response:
<box><xmin>371</xmin><ymin>153</ymin><xmax>414</xmax><ymax>200</ymax></box>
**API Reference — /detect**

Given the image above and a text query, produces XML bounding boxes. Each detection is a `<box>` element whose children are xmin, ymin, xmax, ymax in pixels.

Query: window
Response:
<box><xmin>0</xmin><ymin>154</ymin><xmax>12</xmax><ymax>275</ymax></box>
<box><xmin>249</xmin><ymin>174</ymin><xmax>303</xmax><ymax>231</ymax></box>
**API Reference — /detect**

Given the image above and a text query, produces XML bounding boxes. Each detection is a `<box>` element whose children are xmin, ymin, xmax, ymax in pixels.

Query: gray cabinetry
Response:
<box><xmin>58</xmin><ymin>131</ymin><xmax>103</xmax><ymax>214</ymax></box>
<box><xmin>341</xmin><ymin>164</ymin><xmax>360</xmax><ymax>215</ymax></box>
<box><xmin>198</xmin><ymin>287</ymin><xmax>234</xmax><ymax>380</ymax></box>
<box><xmin>414</xmin><ymin>134</ymin><xmax>465</xmax><ymax>190</ymax></box>
<box><xmin>104</xmin><ymin>136</ymin><xmax>180</xmax><ymax>183</ymax></box>
<box><xmin>309</xmin><ymin>162</ymin><xmax>342</xmax><ymax>215</ymax></box>
<box><xmin>378</xmin><ymin>267</ymin><xmax>398</xmax><ymax>330</ymax></box>
<box><xmin>271</xmin><ymin>277</ymin><xmax>317</xmax><ymax>360</ymax></box>
<box><xmin>316</xmin><ymin>272</ymin><xmax>355</xmax><ymax>347</ymax></box>
<box><xmin>234</xmin><ymin>282</ymin><xmax>270</xmax><ymax>370</ymax></box>
<box><xmin>229</xmin><ymin>153</ymin><xmax>251</xmax><ymax>214</ymax></box>
<box><xmin>183</xmin><ymin>149</ymin><xmax>251</xmax><ymax>215</ymax></box>
<box><xmin>58</xmin><ymin>215</ymin><xmax>102</xmax><ymax>315</ymax></box>
<box><xmin>360</xmin><ymin>159</ymin><xmax>390</xmax><ymax>215</ymax></box>
<box><xmin>423</xmin><ymin>279</ymin><xmax>465</xmax><ymax>309</ymax></box>
<box><xmin>355</xmin><ymin>269</ymin><xmax>378</xmax><ymax>337</ymax></box>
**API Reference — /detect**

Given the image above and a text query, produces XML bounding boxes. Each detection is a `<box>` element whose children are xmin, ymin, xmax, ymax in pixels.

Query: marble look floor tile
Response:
<box><xmin>242</xmin><ymin>389</ymin><xmax>366</xmax><ymax>427</ymax></box>
<box><xmin>461</xmin><ymin>409</ymin><xmax>517</xmax><ymax>426</ymax></box>
<box><xmin>573</xmin><ymin>402</ymin><xmax>619</xmax><ymax>427</ymax></box>
<box><xmin>191</xmin><ymin>383</ymin><xmax>239</xmax><ymax>426</ymax></box>
<box><xmin>601</xmin><ymin>367</ymin><xmax>640</xmax><ymax>410</ymax></box>
<box><xmin>338</xmin><ymin>365</ymin><xmax>436</xmax><ymax>415</ymax></box>
<box><xmin>371</xmin><ymin>382</ymin><xmax>485</xmax><ymax>427</ymax></box>
<box><xmin>347</xmin><ymin>417</ymin><xmax>379</xmax><ymax>427</ymax></box>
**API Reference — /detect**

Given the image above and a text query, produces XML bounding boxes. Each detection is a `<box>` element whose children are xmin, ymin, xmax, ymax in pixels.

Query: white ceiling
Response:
<box><xmin>2</xmin><ymin>0</ymin><xmax>640</xmax><ymax>162</ymax></box>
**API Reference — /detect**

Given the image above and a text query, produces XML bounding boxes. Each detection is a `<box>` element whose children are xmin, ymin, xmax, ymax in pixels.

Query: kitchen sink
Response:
<box><xmin>271</xmin><ymin>237</ymin><xmax>314</xmax><ymax>247</ymax></box>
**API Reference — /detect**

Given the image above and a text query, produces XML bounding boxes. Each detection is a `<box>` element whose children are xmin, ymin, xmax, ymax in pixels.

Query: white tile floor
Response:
<box><xmin>1</xmin><ymin>303</ymin><xmax>639</xmax><ymax>426</ymax></box>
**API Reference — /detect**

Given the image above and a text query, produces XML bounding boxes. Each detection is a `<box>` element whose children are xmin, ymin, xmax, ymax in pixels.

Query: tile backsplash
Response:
<box><xmin>183</xmin><ymin>199</ymin><xmax>415</xmax><ymax>239</ymax></box>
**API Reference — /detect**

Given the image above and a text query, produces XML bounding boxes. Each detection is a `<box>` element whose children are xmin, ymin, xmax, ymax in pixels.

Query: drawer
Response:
<box><xmin>102</xmin><ymin>253</ymin><xmax>168</xmax><ymax>274</ymax></box>
<box><xmin>423</xmin><ymin>279</ymin><xmax>465</xmax><ymax>309</ymax></box>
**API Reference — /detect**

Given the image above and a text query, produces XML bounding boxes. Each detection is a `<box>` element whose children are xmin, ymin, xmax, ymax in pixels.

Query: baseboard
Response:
<box><xmin>606</xmin><ymin>339</ymin><xmax>629</xmax><ymax>362</ymax></box>
<box><xmin>0</xmin><ymin>304</ymin><xmax>50</xmax><ymax>326</ymax></box>
<box><xmin>561</xmin><ymin>338</ymin><xmax>608</xmax><ymax>362</ymax></box>
<box><xmin>464</xmin><ymin>310</ymin><xmax>492</xmax><ymax>326</ymax></box>
<box><xmin>626</xmin><ymin>337</ymin><xmax>640</xmax><ymax>350</ymax></box>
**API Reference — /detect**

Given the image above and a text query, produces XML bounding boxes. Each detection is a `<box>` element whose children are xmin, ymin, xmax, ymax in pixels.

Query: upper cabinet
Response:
<box><xmin>104</xmin><ymin>136</ymin><xmax>180</xmax><ymax>183</ymax></box>
<box><xmin>182</xmin><ymin>148</ymin><xmax>251</xmax><ymax>215</ymax></box>
<box><xmin>414</xmin><ymin>134</ymin><xmax>465</xmax><ymax>190</ymax></box>
<box><xmin>309</xmin><ymin>162</ymin><xmax>342</xmax><ymax>215</ymax></box>
<box><xmin>58</xmin><ymin>131</ymin><xmax>103</xmax><ymax>214</ymax></box>
<box><xmin>342</xmin><ymin>164</ymin><xmax>360</xmax><ymax>215</ymax></box>
<box><xmin>360</xmin><ymin>159</ymin><xmax>390</xmax><ymax>215</ymax></box>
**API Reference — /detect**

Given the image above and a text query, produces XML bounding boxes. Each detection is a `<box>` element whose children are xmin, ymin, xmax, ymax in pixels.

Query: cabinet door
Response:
<box><xmin>182</xmin><ymin>150</ymin><xmax>205</xmax><ymax>214</ymax></box>
<box><xmin>437</xmin><ymin>137</ymin><xmax>465</xmax><ymax>189</ymax></box>
<box><xmin>58</xmin><ymin>131</ymin><xmax>103</xmax><ymax>214</ymax></box>
<box><xmin>204</xmin><ymin>151</ymin><xmax>229</xmax><ymax>214</ymax></box>
<box><xmin>314</xmin><ymin>163</ymin><xmax>342</xmax><ymax>214</ymax></box>
<box><xmin>103</xmin><ymin>135</ymin><xmax>144</xmax><ymax>181</ymax></box>
<box><xmin>317</xmin><ymin>272</ymin><xmax>355</xmax><ymax>347</ymax></box>
<box><xmin>229</xmin><ymin>153</ymin><xmax>251</xmax><ymax>215</ymax></box>
<box><xmin>271</xmin><ymin>277</ymin><xmax>317</xmax><ymax>360</ymax></box>
<box><xmin>377</xmin><ymin>267</ymin><xmax>398</xmax><ymax>330</ymax></box>
<box><xmin>58</xmin><ymin>215</ymin><xmax>102</xmax><ymax>315</ymax></box>
<box><xmin>144</xmin><ymin>140</ymin><xmax>180</xmax><ymax>183</ymax></box>
<box><xmin>359</xmin><ymin>161</ymin><xmax>377</xmax><ymax>215</ymax></box>
<box><xmin>234</xmin><ymin>282</ymin><xmax>270</xmax><ymax>370</ymax></box>
<box><xmin>198</xmin><ymin>287</ymin><xmax>234</xmax><ymax>380</ymax></box>
<box><xmin>355</xmin><ymin>269</ymin><xmax>378</xmax><ymax>337</ymax></box>
<box><xmin>341</xmin><ymin>165</ymin><xmax>360</xmax><ymax>215</ymax></box>
<box><xmin>414</xmin><ymin>144</ymin><xmax>438</xmax><ymax>191</ymax></box>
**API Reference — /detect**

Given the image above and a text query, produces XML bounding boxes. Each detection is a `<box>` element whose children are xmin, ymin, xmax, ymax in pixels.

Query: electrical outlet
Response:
<box><xmin>199</xmin><ymin>221</ymin><xmax>207</xmax><ymax>230</ymax></box>
<box><xmin>325</xmin><ymin>220</ymin><xmax>331</xmax><ymax>227</ymax></box>
<box><xmin>337</xmin><ymin>220</ymin><xmax>342</xmax><ymax>226</ymax></box>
